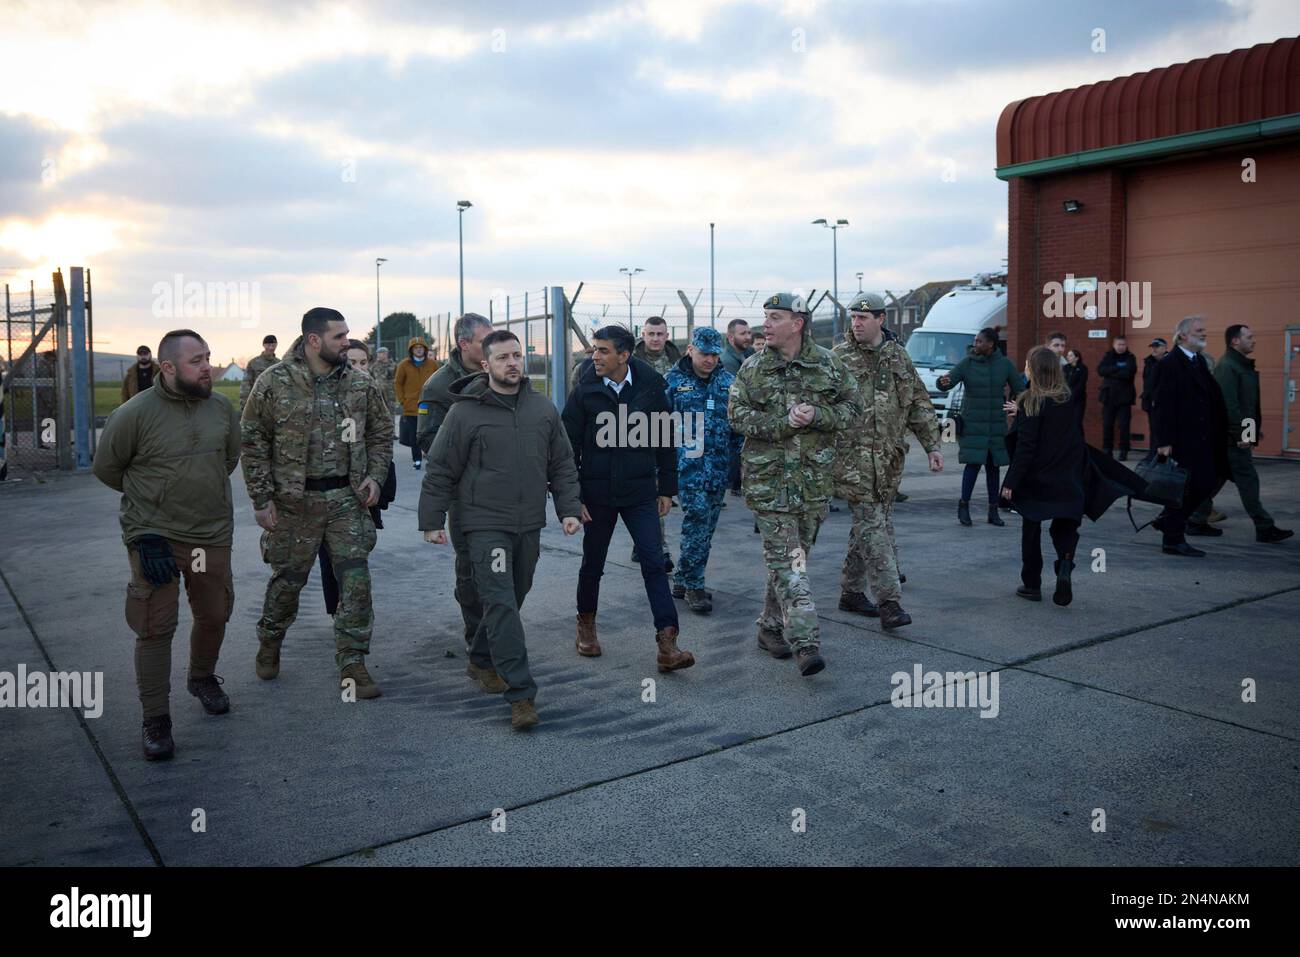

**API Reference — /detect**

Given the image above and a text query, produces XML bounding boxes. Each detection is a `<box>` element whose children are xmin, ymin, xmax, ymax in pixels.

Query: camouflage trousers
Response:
<box><xmin>257</xmin><ymin>486</ymin><xmax>377</xmax><ymax>668</ymax></box>
<box><xmin>673</xmin><ymin>486</ymin><xmax>726</xmax><ymax>590</ymax></box>
<box><xmin>755</xmin><ymin>506</ymin><xmax>828</xmax><ymax>653</ymax></box>
<box><xmin>840</xmin><ymin>499</ymin><xmax>901</xmax><ymax>603</ymax></box>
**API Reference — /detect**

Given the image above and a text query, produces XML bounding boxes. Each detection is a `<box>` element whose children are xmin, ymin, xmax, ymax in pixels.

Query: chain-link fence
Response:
<box><xmin>2</xmin><ymin>269</ymin><xmax>94</xmax><ymax>476</ymax></box>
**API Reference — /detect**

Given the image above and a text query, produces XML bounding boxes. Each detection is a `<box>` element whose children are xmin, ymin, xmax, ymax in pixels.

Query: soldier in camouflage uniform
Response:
<box><xmin>239</xmin><ymin>335</ymin><xmax>278</xmax><ymax>411</ymax></box>
<box><xmin>665</xmin><ymin>327</ymin><xmax>743</xmax><ymax>614</ymax></box>
<box><xmin>372</xmin><ymin>347</ymin><xmax>397</xmax><ymax>412</ymax></box>
<box><xmin>241</xmin><ymin>308</ymin><xmax>394</xmax><ymax>698</ymax></box>
<box><xmin>833</xmin><ymin>294</ymin><xmax>943</xmax><ymax>630</ymax></box>
<box><xmin>728</xmin><ymin>293</ymin><xmax>862</xmax><ymax>676</ymax></box>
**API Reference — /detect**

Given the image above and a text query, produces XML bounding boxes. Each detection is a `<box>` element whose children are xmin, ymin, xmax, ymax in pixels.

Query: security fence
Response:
<box><xmin>1</xmin><ymin>268</ymin><xmax>95</xmax><ymax>475</ymax></box>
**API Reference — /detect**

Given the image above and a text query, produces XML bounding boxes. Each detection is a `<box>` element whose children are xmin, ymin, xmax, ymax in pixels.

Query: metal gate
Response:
<box><xmin>1</xmin><ymin>268</ymin><xmax>94</xmax><ymax>475</ymax></box>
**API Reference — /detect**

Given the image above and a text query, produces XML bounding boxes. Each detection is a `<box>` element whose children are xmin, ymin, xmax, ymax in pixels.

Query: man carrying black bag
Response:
<box><xmin>1150</xmin><ymin>315</ymin><xmax>1230</xmax><ymax>557</ymax></box>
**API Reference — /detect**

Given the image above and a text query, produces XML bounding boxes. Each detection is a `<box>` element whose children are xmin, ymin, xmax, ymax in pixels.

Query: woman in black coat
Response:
<box><xmin>1001</xmin><ymin>346</ymin><xmax>1087</xmax><ymax>606</ymax></box>
<box><xmin>1064</xmin><ymin>348</ymin><xmax>1088</xmax><ymax>429</ymax></box>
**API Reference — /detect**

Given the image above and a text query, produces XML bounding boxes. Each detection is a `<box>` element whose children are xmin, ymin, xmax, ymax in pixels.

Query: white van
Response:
<box><xmin>904</xmin><ymin>274</ymin><xmax>1008</xmax><ymax>417</ymax></box>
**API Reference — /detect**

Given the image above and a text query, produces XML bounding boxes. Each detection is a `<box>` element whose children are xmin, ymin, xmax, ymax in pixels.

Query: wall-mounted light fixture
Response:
<box><xmin>1063</xmin><ymin>199</ymin><xmax>1083</xmax><ymax>213</ymax></box>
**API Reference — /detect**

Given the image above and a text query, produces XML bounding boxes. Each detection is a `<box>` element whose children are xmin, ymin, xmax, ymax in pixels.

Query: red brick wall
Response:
<box><xmin>1006</xmin><ymin>168</ymin><xmax>1129</xmax><ymax>447</ymax></box>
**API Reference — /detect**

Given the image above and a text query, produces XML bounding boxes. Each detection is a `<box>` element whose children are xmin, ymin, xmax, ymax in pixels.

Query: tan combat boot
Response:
<box><xmin>255</xmin><ymin>642</ymin><xmax>280</xmax><ymax>680</ymax></box>
<box><xmin>466</xmin><ymin>661</ymin><xmax>508</xmax><ymax>694</ymax></box>
<box><xmin>655</xmin><ymin>626</ymin><xmax>695</xmax><ymax>672</ymax></box>
<box><xmin>575</xmin><ymin>612</ymin><xmax>602</xmax><ymax>657</ymax></box>
<box><xmin>340</xmin><ymin>662</ymin><xmax>382</xmax><ymax>699</ymax></box>
<box><xmin>511</xmin><ymin>699</ymin><xmax>540</xmax><ymax>730</ymax></box>
<box><xmin>757</xmin><ymin>627</ymin><xmax>792</xmax><ymax>659</ymax></box>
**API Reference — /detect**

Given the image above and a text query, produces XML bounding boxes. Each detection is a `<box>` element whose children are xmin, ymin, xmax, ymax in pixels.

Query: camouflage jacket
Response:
<box><xmin>239</xmin><ymin>354</ymin><xmax>277</xmax><ymax>409</ymax></box>
<box><xmin>665</xmin><ymin>356</ymin><xmax>742</xmax><ymax>492</ymax></box>
<box><xmin>633</xmin><ymin>339</ymin><xmax>681</xmax><ymax>377</ymax></box>
<box><xmin>832</xmin><ymin>330</ymin><xmax>940</xmax><ymax>503</ymax></box>
<box><xmin>240</xmin><ymin>336</ymin><xmax>394</xmax><ymax>508</ymax></box>
<box><xmin>372</xmin><ymin>359</ymin><xmax>396</xmax><ymax>405</ymax></box>
<box><xmin>728</xmin><ymin>335</ymin><xmax>862</xmax><ymax>512</ymax></box>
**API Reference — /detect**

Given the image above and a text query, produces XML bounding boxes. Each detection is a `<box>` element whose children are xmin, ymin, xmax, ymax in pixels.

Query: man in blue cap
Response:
<box><xmin>665</xmin><ymin>326</ymin><xmax>743</xmax><ymax>613</ymax></box>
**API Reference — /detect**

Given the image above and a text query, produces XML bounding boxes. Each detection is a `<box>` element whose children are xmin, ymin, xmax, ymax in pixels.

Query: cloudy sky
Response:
<box><xmin>1</xmin><ymin>0</ymin><xmax>1294</xmax><ymax>362</ymax></box>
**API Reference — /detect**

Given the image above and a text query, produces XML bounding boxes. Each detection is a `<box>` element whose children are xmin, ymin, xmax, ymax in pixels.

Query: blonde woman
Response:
<box><xmin>1001</xmin><ymin>346</ymin><xmax>1087</xmax><ymax>605</ymax></box>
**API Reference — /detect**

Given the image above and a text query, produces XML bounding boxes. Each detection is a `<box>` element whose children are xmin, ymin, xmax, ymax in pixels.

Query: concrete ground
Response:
<box><xmin>2</xmin><ymin>441</ymin><xmax>1298</xmax><ymax>866</ymax></box>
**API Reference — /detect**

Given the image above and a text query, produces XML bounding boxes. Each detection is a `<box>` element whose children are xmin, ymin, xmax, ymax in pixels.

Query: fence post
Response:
<box><xmin>676</xmin><ymin>290</ymin><xmax>694</xmax><ymax>340</ymax></box>
<box><xmin>53</xmin><ymin>271</ymin><xmax>71</xmax><ymax>470</ymax></box>
<box><xmin>69</xmin><ymin>267</ymin><xmax>91</xmax><ymax>470</ymax></box>
<box><xmin>548</xmin><ymin>286</ymin><xmax>567</xmax><ymax>408</ymax></box>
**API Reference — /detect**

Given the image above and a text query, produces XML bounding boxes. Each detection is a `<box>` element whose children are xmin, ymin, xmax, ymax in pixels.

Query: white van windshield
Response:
<box><xmin>905</xmin><ymin>331</ymin><xmax>971</xmax><ymax>369</ymax></box>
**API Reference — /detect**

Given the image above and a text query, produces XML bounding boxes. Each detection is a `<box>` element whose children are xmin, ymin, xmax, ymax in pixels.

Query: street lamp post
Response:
<box><xmin>375</xmin><ymin>257</ymin><xmax>387</xmax><ymax>348</ymax></box>
<box><xmin>619</xmin><ymin>266</ymin><xmax>644</xmax><ymax>328</ymax></box>
<box><xmin>709</xmin><ymin>223</ymin><xmax>715</xmax><ymax>329</ymax></box>
<box><xmin>812</xmin><ymin>218</ymin><xmax>849</xmax><ymax>341</ymax></box>
<box><xmin>457</xmin><ymin>200</ymin><xmax>472</xmax><ymax>315</ymax></box>
<box><xmin>856</xmin><ymin>271</ymin><xmax>864</xmax><ymax>293</ymax></box>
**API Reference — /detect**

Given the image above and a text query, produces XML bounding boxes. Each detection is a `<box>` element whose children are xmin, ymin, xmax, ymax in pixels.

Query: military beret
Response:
<box><xmin>763</xmin><ymin>292</ymin><xmax>809</xmax><ymax>314</ymax></box>
<box><xmin>848</xmin><ymin>292</ymin><xmax>886</xmax><ymax>313</ymax></box>
<box><xmin>691</xmin><ymin>326</ymin><xmax>724</xmax><ymax>354</ymax></box>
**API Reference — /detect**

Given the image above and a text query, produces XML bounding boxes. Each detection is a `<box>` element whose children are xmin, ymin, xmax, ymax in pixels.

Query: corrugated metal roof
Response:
<box><xmin>997</xmin><ymin>36</ymin><xmax>1300</xmax><ymax>168</ymax></box>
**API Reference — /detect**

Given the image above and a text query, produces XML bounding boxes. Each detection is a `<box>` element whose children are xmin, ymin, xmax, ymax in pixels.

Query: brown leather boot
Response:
<box><xmin>466</xmin><ymin>662</ymin><xmax>508</xmax><ymax>694</ymax></box>
<box><xmin>756</xmin><ymin>627</ymin><xmax>792</xmax><ymax>659</ymax></box>
<box><xmin>340</xmin><ymin>662</ymin><xmax>382</xmax><ymax>699</ymax></box>
<box><xmin>655</xmin><ymin>626</ymin><xmax>695</xmax><ymax>672</ymax></box>
<box><xmin>575</xmin><ymin>612</ymin><xmax>602</xmax><ymax>657</ymax></box>
<box><xmin>510</xmin><ymin>699</ymin><xmax>540</xmax><ymax>730</ymax></box>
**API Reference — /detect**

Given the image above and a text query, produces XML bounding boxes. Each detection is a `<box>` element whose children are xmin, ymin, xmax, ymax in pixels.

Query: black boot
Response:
<box><xmin>142</xmin><ymin>715</ymin><xmax>175</xmax><ymax>761</ymax></box>
<box><xmin>186</xmin><ymin>674</ymin><xmax>230</xmax><ymax>715</ymax></box>
<box><xmin>958</xmin><ymin>500</ymin><xmax>972</xmax><ymax>526</ymax></box>
<box><xmin>1053</xmin><ymin>558</ymin><xmax>1074</xmax><ymax>607</ymax></box>
<box><xmin>987</xmin><ymin>504</ymin><xmax>1005</xmax><ymax>527</ymax></box>
<box><xmin>838</xmin><ymin>591</ymin><xmax>879</xmax><ymax>617</ymax></box>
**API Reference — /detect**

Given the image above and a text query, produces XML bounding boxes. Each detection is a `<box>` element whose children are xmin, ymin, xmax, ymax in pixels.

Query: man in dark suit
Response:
<box><xmin>562</xmin><ymin>324</ymin><xmax>694</xmax><ymax>672</ymax></box>
<box><xmin>1150</xmin><ymin>315</ymin><xmax>1229</xmax><ymax>557</ymax></box>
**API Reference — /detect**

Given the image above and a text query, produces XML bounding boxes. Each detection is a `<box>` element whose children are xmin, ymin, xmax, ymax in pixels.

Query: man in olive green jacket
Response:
<box><xmin>93</xmin><ymin>329</ymin><xmax>241</xmax><ymax>761</ymax></box>
<box><xmin>419</xmin><ymin>330</ymin><xmax>582</xmax><ymax>730</ymax></box>
<box><xmin>1188</xmin><ymin>323</ymin><xmax>1292</xmax><ymax>543</ymax></box>
<box><xmin>416</xmin><ymin>313</ymin><xmax>492</xmax><ymax>644</ymax></box>
<box><xmin>242</xmin><ymin>309</ymin><xmax>394</xmax><ymax>696</ymax></box>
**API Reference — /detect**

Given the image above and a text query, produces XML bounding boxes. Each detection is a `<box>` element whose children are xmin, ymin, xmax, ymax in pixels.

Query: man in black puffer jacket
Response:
<box><xmin>1097</xmin><ymin>335</ymin><xmax>1138</xmax><ymax>460</ymax></box>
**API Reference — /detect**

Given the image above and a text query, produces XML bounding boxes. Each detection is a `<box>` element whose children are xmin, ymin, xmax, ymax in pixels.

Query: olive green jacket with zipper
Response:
<box><xmin>418</xmin><ymin>374</ymin><xmax>582</xmax><ymax>534</ymax></box>
<box><xmin>93</xmin><ymin>373</ymin><xmax>241</xmax><ymax>545</ymax></box>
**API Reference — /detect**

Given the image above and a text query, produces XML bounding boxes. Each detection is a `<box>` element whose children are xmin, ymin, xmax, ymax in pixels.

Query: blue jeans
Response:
<box><xmin>578</xmin><ymin>499</ymin><xmax>678</xmax><ymax>632</ymax></box>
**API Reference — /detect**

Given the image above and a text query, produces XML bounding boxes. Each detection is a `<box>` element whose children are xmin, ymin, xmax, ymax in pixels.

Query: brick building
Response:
<box><xmin>997</xmin><ymin>36</ymin><xmax>1300</xmax><ymax>457</ymax></box>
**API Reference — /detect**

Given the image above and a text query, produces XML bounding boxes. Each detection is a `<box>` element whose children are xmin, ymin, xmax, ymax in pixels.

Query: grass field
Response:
<box><xmin>93</xmin><ymin>381</ymin><xmax>240</xmax><ymax>416</ymax></box>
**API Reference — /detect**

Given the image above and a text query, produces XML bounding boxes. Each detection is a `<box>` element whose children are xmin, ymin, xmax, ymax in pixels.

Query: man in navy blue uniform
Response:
<box><xmin>665</xmin><ymin>327</ymin><xmax>743</xmax><ymax>614</ymax></box>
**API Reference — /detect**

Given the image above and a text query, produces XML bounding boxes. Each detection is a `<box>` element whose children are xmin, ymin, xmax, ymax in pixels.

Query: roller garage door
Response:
<box><xmin>1125</xmin><ymin>140</ymin><xmax>1300</xmax><ymax>458</ymax></box>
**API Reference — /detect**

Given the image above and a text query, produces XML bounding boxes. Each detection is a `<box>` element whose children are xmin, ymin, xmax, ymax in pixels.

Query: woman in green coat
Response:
<box><xmin>937</xmin><ymin>327</ymin><xmax>1025</xmax><ymax>527</ymax></box>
